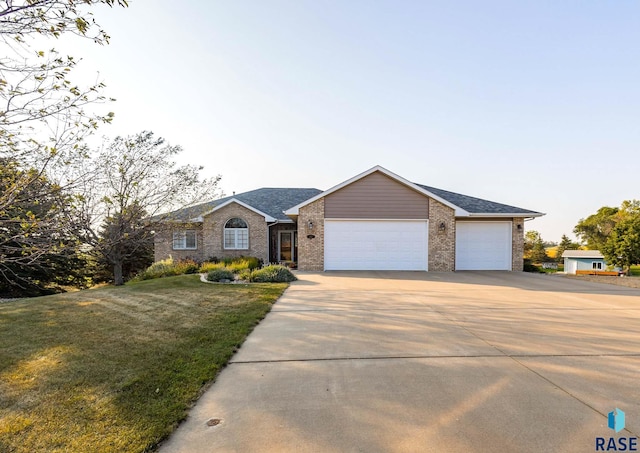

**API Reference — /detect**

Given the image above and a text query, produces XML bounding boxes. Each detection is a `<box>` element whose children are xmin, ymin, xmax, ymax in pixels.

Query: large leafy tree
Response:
<box><xmin>575</xmin><ymin>201</ymin><xmax>640</xmax><ymax>274</ymax></box>
<box><xmin>78</xmin><ymin>131</ymin><xmax>221</xmax><ymax>285</ymax></box>
<box><xmin>0</xmin><ymin>0</ymin><xmax>127</xmax><ymax>290</ymax></box>
<box><xmin>1</xmin><ymin>0</ymin><xmax>128</xmax><ymax>165</ymax></box>
<box><xmin>601</xmin><ymin>216</ymin><xmax>640</xmax><ymax>273</ymax></box>
<box><xmin>574</xmin><ymin>206</ymin><xmax>620</xmax><ymax>250</ymax></box>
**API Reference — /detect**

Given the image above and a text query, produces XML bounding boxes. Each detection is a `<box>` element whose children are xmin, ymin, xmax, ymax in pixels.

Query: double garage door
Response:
<box><xmin>324</xmin><ymin>219</ymin><xmax>512</xmax><ymax>271</ymax></box>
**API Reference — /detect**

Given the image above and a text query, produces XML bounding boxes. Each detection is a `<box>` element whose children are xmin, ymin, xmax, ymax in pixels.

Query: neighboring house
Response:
<box><xmin>562</xmin><ymin>250</ymin><xmax>606</xmax><ymax>274</ymax></box>
<box><xmin>155</xmin><ymin>166</ymin><xmax>544</xmax><ymax>271</ymax></box>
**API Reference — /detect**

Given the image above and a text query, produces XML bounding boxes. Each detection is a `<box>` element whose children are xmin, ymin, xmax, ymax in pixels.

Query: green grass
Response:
<box><xmin>0</xmin><ymin>275</ymin><xmax>287</xmax><ymax>453</ymax></box>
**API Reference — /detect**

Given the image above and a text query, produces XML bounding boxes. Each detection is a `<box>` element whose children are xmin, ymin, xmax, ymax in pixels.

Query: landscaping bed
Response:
<box><xmin>0</xmin><ymin>275</ymin><xmax>287</xmax><ymax>453</ymax></box>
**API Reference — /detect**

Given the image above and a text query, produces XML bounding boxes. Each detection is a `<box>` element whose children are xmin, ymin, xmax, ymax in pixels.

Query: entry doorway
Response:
<box><xmin>278</xmin><ymin>231</ymin><xmax>297</xmax><ymax>262</ymax></box>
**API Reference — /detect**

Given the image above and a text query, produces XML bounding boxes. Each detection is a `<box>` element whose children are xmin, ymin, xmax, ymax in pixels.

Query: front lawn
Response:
<box><xmin>0</xmin><ymin>275</ymin><xmax>287</xmax><ymax>453</ymax></box>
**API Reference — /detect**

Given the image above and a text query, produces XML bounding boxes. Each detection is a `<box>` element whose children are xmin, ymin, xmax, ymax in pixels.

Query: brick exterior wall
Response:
<box><xmin>512</xmin><ymin>217</ymin><xmax>525</xmax><ymax>271</ymax></box>
<box><xmin>153</xmin><ymin>198</ymin><xmax>526</xmax><ymax>273</ymax></box>
<box><xmin>202</xmin><ymin>203</ymin><xmax>269</xmax><ymax>263</ymax></box>
<box><xmin>153</xmin><ymin>203</ymin><xmax>269</xmax><ymax>264</ymax></box>
<box><xmin>297</xmin><ymin>198</ymin><xmax>324</xmax><ymax>271</ymax></box>
<box><xmin>153</xmin><ymin>223</ymin><xmax>205</xmax><ymax>262</ymax></box>
<box><xmin>428</xmin><ymin>198</ymin><xmax>456</xmax><ymax>271</ymax></box>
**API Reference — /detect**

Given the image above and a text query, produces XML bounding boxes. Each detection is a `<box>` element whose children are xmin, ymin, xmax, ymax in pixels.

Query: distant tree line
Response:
<box><xmin>525</xmin><ymin>200</ymin><xmax>640</xmax><ymax>274</ymax></box>
<box><xmin>574</xmin><ymin>200</ymin><xmax>640</xmax><ymax>274</ymax></box>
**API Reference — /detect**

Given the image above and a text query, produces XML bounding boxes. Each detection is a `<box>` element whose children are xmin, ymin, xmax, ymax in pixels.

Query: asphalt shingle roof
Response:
<box><xmin>415</xmin><ymin>184</ymin><xmax>543</xmax><ymax>215</ymax></box>
<box><xmin>166</xmin><ymin>181</ymin><xmax>541</xmax><ymax>222</ymax></box>
<box><xmin>168</xmin><ymin>188</ymin><xmax>323</xmax><ymax>222</ymax></box>
<box><xmin>561</xmin><ymin>250</ymin><xmax>604</xmax><ymax>258</ymax></box>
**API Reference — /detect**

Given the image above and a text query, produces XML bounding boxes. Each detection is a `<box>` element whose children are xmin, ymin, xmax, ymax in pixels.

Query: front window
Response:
<box><xmin>173</xmin><ymin>230</ymin><xmax>197</xmax><ymax>250</ymax></box>
<box><xmin>224</xmin><ymin>218</ymin><xmax>248</xmax><ymax>249</ymax></box>
<box><xmin>592</xmin><ymin>261</ymin><xmax>603</xmax><ymax>270</ymax></box>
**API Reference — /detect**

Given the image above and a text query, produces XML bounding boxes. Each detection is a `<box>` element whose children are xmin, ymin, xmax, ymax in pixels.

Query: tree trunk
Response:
<box><xmin>114</xmin><ymin>261</ymin><xmax>124</xmax><ymax>286</ymax></box>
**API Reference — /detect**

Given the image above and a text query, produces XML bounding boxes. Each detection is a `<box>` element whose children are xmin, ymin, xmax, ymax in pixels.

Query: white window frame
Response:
<box><xmin>173</xmin><ymin>230</ymin><xmax>197</xmax><ymax>250</ymax></box>
<box><xmin>224</xmin><ymin>218</ymin><xmax>249</xmax><ymax>250</ymax></box>
<box><xmin>592</xmin><ymin>261</ymin><xmax>603</xmax><ymax>270</ymax></box>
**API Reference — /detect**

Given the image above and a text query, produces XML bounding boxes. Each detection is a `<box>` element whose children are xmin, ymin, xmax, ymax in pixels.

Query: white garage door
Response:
<box><xmin>456</xmin><ymin>222</ymin><xmax>512</xmax><ymax>270</ymax></box>
<box><xmin>324</xmin><ymin>220</ymin><xmax>428</xmax><ymax>270</ymax></box>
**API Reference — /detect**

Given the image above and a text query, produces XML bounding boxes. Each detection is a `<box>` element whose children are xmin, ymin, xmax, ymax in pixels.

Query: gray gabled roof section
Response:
<box><xmin>561</xmin><ymin>250</ymin><xmax>604</xmax><ymax>259</ymax></box>
<box><xmin>415</xmin><ymin>184</ymin><xmax>544</xmax><ymax>216</ymax></box>
<box><xmin>166</xmin><ymin>188</ymin><xmax>323</xmax><ymax>222</ymax></box>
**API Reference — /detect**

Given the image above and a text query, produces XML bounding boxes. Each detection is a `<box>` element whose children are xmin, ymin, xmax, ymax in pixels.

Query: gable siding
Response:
<box><xmin>324</xmin><ymin>171</ymin><xmax>429</xmax><ymax>219</ymax></box>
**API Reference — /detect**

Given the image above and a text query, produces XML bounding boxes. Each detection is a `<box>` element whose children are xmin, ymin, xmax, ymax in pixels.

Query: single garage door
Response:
<box><xmin>456</xmin><ymin>221</ymin><xmax>512</xmax><ymax>270</ymax></box>
<box><xmin>324</xmin><ymin>220</ymin><xmax>428</xmax><ymax>270</ymax></box>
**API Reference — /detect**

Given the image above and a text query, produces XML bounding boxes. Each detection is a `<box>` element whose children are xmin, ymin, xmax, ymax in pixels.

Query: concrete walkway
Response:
<box><xmin>159</xmin><ymin>271</ymin><xmax>640</xmax><ymax>453</ymax></box>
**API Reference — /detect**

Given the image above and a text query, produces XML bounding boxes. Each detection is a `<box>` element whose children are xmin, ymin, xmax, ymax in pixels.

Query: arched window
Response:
<box><xmin>224</xmin><ymin>218</ymin><xmax>248</xmax><ymax>249</ymax></box>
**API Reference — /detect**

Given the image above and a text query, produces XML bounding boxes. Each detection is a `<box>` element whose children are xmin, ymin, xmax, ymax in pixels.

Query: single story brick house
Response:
<box><xmin>154</xmin><ymin>166</ymin><xmax>544</xmax><ymax>271</ymax></box>
<box><xmin>561</xmin><ymin>250</ymin><xmax>606</xmax><ymax>274</ymax></box>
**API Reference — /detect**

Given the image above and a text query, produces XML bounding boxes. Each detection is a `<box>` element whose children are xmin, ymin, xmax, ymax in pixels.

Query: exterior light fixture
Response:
<box><xmin>517</xmin><ymin>224</ymin><xmax>522</xmax><ymax>230</ymax></box>
<box><xmin>308</xmin><ymin>220</ymin><xmax>314</xmax><ymax>230</ymax></box>
<box><xmin>438</xmin><ymin>222</ymin><xmax>446</xmax><ymax>233</ymax></box>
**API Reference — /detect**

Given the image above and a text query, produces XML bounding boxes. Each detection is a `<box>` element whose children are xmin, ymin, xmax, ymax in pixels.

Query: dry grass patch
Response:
<box><xmin>0</xmin><ymin>275</ymin><xmax>287</xmax><ymax>453</ymax></box>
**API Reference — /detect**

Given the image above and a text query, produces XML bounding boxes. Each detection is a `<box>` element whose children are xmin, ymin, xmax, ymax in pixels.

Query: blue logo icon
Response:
<box><xmin>608</xmin><ymin>408</ymin><xmax>625</xmax><ymax>433</ymax></box>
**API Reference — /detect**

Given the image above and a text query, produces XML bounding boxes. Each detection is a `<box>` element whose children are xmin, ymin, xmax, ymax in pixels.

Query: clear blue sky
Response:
<box><xmin>64</xmin><ymin>0</ymin><xmax>640</xmax><ymax>242</ymax></box>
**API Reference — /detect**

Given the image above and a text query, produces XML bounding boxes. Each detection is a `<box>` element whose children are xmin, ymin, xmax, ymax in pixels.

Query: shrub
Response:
<box><xmin>237</xmin><ymin>269</ymin><xmax>253</xmax><ymax>282</ymax></box>
<box><xmin>244</xmin><ymin>256</ymin><xmax>261</xmax><ymax>270</ymax></box>
<box><xmin>216</xmin><ymin>256</ymin><xmax>263</xmax><ymax>274</ymax></box>
<box><xmin>523</xmin><ymin>259</ymin><xmax>540</xmax><ymax>273</ymax></box>
<box><xmin>251</xmin><ymin>265</ymin><xmax>297</xmax><ymax>283</ymax></box>
<box><xmin>206</xmin><ymin>268</ymin><xmax>235</xmax><ymax>282</ymax></box>
<box><xmin>134</xmin><ymin>257</ymin><xmax>179</xmax><ymax>280</ymax></box>
<box><xmin>174</xmin><ymin>259</ymin><xmax>200</xmax><ymax>275</ymax></box>
<box><xmin>134</xmin><ymin>258</ymin><xmax>201</xmax><ymax>281</ymax></box>
<box><xmin>227</xmin><ymin>260</ymin><xmax>248</xmax><ymax>274</ymax></box>
<box><xmin>199</xmin><ymin>262</ymin><xmax>226</xmax><ymax>273</ymax></box>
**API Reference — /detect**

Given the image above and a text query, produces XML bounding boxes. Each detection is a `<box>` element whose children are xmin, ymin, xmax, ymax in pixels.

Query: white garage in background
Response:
<box><xmin>324</xmin><ymin>220</ymin><xmax>428</xmax><ymax>270</ymax></box>
<box><xmin>455</xmin><ymin>221</ymin><xmax>512</xmax><ymax>270</ymax></box>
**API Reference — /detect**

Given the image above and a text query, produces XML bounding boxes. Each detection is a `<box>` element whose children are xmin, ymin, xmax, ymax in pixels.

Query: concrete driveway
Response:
<box><xmin>159</xmin><ymin>272</ymin><xmax>640</xmax><ymax>453</ymax></box>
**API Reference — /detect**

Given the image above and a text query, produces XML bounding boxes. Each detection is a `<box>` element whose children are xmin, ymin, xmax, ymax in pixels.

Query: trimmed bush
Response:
<box><xmin>251</xmin><ymin>265</ymin><xmax>297</xmax><ymax>283</ymax></box>
<box><xmin>206</xmin><ymin>268</ymin><xmax>235</xmax><ymax>282</ymax></box>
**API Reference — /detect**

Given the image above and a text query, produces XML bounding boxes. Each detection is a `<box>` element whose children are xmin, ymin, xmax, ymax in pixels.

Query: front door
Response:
<box><xmin>278</xmin><ymin>231</ymin><xmax>297</xmax><ymax>262</ymax></box>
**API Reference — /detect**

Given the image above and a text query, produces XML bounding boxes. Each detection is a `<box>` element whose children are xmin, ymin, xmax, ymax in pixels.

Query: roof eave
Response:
<box><xmin>465</xmin><ymin>212</ymin><xmax>546</xmax><ymax>218</ymax></box>
<box><xmin>155</xmin><ymin>217</ymin><xmax>203</xmax><ymax>224</ymax></box>
<box><xmin>201</xmin><ymin>198</ymin><xmax>277</xmax><ymax>222</ymax></box>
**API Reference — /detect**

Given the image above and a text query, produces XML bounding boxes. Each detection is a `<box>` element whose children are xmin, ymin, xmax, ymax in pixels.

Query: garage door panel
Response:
<box><xmin>456</xmin><ymin>222</ymin><xmax>512</xmax><ymax>271</ymax></box>
<box><xmin>325</xmin><ymin>221</ymin><xmax>428</xmax><ymax>271</ymax></box>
